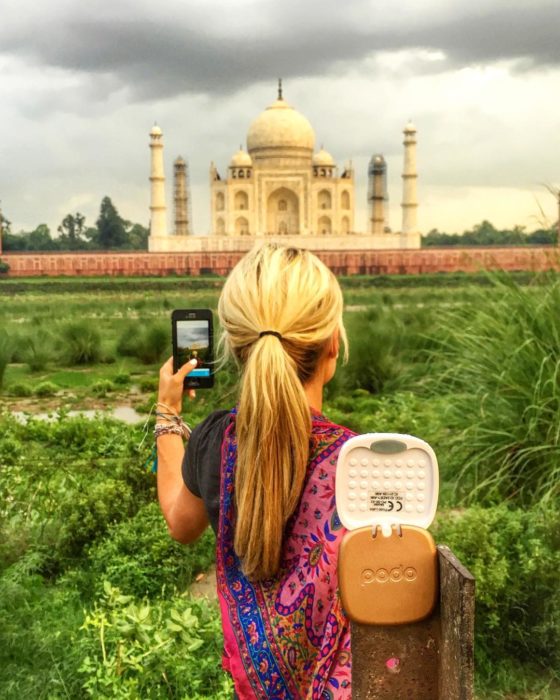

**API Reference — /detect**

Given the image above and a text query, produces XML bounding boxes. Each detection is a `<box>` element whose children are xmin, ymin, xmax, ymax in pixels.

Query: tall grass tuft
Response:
<box><xmin>116</xmin><ymin>321</ymin><xmax>170</xmax><ymax>365</ymax></box>
<box><xmin>332</xmin><ymin>304</ymin><xmax>437</xmax><ymax>396</ymax></box>
<box><xmin>0</xmin><ymin>330</ymin><xmax>13</xmax><ymax>388</ymax></box>
<box><xmin>336</xmin><ymin>308</ymin><xmax>404</xmax><ymax>395</ymax></box>
<box><xmin>21</xmin><ymin>329</ymin><xmax>54</xmax><ymax>371</ymax></box>
<box><xmin>59</xmin><ymin>321</ymin><xmax>102</xmax><ymax>365</ymax></box>
<box><xmin>432</xmin><ymin>274</ymin><xmax>560</xmax><ymax>506</ymax></box>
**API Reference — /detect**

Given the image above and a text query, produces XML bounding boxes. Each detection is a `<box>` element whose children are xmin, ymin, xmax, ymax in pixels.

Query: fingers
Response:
<box><xmin>177</xmin><ymin>358</ymin><xmax>198</xmax><ymax>379</ymax></box>
<box><xmin>160</xmin><ymin>356</ymin><xmax>174</xmax><ymax>375</ymax></box>
<box><xmin>187</xmin><ymin>389</ymin><xmax>196</xmax><ymax>400</ymax></box>
<box><xmin>160</xmin><ymin>356</ymin><xmax>197</xmax><ymax>379</ymax></box>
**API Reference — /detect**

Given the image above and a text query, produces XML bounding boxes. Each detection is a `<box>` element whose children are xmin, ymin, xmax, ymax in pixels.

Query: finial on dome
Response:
<box><xmin>278</xmin><ymin>78</ymin><xmax>283</xmax><ymax>100</ymax></box>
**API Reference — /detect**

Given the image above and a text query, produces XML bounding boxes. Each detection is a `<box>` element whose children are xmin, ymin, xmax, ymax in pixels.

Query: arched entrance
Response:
<box><xmin>267</xmin><ymin>187</ymin><xmax>299</xmax><ymax>235</ymax></box>
<box><xmin>318</xmin><ymin>215</ymin><xmax>332</xmax><ymax>234</ymax></box>
<box><xmin>235</xmin><ymin>216</ymin><xmax>249</xmax><ymax>235</ymax></box>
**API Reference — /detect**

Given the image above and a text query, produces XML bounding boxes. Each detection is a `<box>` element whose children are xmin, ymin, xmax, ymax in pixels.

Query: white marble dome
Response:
<box><xmin>230</xmin><ymin>148</ymin><xmax>253</xmax><ymax>167</ymax></box>
<box><xmin>247</xmin><ymin>98</ymin><xmax>315</xmax><ymax>153</ymax></box>
<box><xmin>312</xmin><ymin>148</ymin><xmax>335</xmax><ymax>167</ymax></box>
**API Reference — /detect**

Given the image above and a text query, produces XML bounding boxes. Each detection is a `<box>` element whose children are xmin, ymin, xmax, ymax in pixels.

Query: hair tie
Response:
<box><xmin>259</xmin><ymin>330</ymin><xmax>283</xmax><ymax>340</ymax></box>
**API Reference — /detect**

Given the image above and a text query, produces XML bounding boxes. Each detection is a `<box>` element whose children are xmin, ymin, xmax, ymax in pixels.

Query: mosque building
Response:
<box><xmin>148</xmin><ymin>82</ymin><xmax>420</xmax><ymax>252</ymax></box>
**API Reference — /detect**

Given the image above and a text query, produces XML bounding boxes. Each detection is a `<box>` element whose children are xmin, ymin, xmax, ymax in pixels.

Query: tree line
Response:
<box><xmin>2</xmin><ymin>204</ymin><xmax>558</xmax><ymax>251</ymax></box>
<box><xmin>1</xmin><ymin>197</ymin><xmax>148</xmax><ymax>252</ymax></box>
<box><xmin>422</xmin><ymin>220</ymin><xmax>558</xmax><ymax>247</ymax></box>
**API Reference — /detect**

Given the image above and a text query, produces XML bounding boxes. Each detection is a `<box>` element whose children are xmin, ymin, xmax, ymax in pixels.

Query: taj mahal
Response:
<box><xmin>148</xmin><ymin>82</ymin><xmax>420</xmax><ymax>253</ymax></box>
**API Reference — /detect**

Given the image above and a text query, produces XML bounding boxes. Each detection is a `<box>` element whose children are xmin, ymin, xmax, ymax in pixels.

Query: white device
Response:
<box><xmin>335</xmin><ymin>433</ymin><xmax>439</xmax><ymax>533</ymax></box>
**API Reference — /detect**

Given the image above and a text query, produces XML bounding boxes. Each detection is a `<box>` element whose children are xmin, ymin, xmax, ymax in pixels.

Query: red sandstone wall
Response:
<box><xmin>1</xmin><ymin>247</ymin><xmax>559</xmax><ymax>278</ymax></box>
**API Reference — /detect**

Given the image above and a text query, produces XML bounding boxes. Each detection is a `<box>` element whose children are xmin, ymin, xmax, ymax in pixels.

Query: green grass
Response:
<box><xmin>428</xmin><ymin>274</ymin><xmax>560</xmax><ymax>506</ymax></box>
<box><xmin>1</xmin><ymin>272</ymin><xmax>559</xmax><ymax>698</ymax></box>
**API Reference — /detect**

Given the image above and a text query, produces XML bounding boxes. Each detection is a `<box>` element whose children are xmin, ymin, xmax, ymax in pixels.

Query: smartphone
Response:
<box><xmin>172</xmin><ymin>309</ymin><xmax>214</xmax><ymax>389</ymax></box>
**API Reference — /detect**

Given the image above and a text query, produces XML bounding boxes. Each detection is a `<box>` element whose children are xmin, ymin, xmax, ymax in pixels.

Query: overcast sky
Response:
<box><xmin>1</xmin><ymin>0</ymin><xmax>559</xmax><ymax>237</ymax></box>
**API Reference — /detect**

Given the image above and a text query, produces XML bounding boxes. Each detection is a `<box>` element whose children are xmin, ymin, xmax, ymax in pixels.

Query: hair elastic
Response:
<box><xmin>259</xmin><ymin>330</ymin><xmax>283</xmax><ymax>340</ymax></box>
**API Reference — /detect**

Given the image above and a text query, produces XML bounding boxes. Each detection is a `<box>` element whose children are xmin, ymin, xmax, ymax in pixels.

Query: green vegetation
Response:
<box><xmin>432</xmin><ymin>276</ymin><xmax>560</xmax><ymax>506</ymax></box>
<box><xmin>60</xmin><ymin>321</ymin><xmax>103</xmax><ymax>365</ymax></box>
<box><xmin>1</xmin><ymin>196</ymin><xmax>149</xmax><ymax>252</ymax></box>
<box><xmin>433</xmin><ymin>507</ymin><xmax>560</xmax><ymax>681</ymax></box>
<box><xmin>0</xmin><ymin>273</ymin><xmax>559</xmax><ymax>698</ymax></box>
<box><xmin>422</xmin><ymin>219</ymin><xmax>558</xmax><ymax>247</ymax></box>
<box><xmin>0</xmin><ymin>329</ymin><xmax>13</xmax><ymax>388</ymax></box>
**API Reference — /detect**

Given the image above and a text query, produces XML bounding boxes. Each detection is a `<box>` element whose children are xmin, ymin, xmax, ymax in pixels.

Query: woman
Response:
<box><xmin>157</xmin><ymin>244</ymin><xmax>354</xmax><ymax>699</ymax></box>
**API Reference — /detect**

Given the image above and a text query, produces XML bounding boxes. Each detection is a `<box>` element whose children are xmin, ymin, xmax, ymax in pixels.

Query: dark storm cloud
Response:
<box><xmin>420</xmin><ymin>4</ymin><xmax>560</xmax><ymax>69</ymax></box>
<box><xmin>1</xmin><ymin>0</ymin><xmax>559</xmax><ymax>104</ymax></box>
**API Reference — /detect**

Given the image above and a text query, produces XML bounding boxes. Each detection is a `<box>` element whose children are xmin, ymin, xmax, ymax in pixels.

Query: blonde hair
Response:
<box><xmin>218</xmin><ymin>244</ymin><xmax>347</xmax><ymax>580</ymax></box>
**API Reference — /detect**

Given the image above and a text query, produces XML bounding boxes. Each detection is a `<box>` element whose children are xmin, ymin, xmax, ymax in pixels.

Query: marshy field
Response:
<box><xmin>1</xmin><ymin>272</ymin><xmax>559</xmax><ymax>699</ymax></box>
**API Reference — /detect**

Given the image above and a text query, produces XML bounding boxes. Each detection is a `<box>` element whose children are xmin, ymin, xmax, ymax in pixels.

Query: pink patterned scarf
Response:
<box><xmin>216</xmin><ymin>409</ymin><xmax>354</xmax><ymax>699</ymax></box>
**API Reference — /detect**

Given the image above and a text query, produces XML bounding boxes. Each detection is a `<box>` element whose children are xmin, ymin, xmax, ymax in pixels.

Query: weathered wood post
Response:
<box><xmin>350</xmin><ymin>545</ymin><xmax>475</xmax><ymax>700</ymax></box>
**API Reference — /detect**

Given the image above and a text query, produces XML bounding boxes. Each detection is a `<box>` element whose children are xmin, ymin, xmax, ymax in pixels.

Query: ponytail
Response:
<box><xmin>235</xmin><ymin>334</ymin><xmax>310</xmax><ymax>579</ymax></box>
<box><xmin>218</xmin><ymin>244</ymin><xmax>346</xmax><ymax>580</ymax></box>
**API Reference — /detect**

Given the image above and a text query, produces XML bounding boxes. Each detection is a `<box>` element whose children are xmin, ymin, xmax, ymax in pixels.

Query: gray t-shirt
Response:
<box><xmin>181</xmin><ymin>409</ymin><xmax>232</xmax><ymax>534</ymax></box>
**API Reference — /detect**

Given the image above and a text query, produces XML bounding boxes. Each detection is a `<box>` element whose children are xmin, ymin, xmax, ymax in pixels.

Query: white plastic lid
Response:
<box><xmin>335</xmin><ymin>433</ymin><xmax>439</xmax><ymax>531</ymax></box>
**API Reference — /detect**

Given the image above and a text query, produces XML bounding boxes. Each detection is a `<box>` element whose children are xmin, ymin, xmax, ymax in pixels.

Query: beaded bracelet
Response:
<box><xmin>154</xmin><ymin>402</ymin><xmax>192</xmax><ymax>439</ymax></box>
<box><xmin>154</xmin><ymin>423</ymin><xmax>184</xmax><ymax>439</ymax></box>
<box><xmin>141</xmin><ymin>402</ymin><xmax>192</xmax><ymax>473</ymax></box>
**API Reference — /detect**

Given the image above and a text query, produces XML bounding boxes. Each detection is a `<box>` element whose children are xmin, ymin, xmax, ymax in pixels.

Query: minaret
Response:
<box><xmin>368</xmin><ymin>155</ymin><xmax>386</xmax><ymax>235</ymax></box>
<box><xmin>149</xmin><ymin>124</ymin><xmax>168</xmax><ymax>237</ymax></box>
<box><xmin>401</xmin><ymin>121</ymin><xmax>418</xmax><ymax>235</ymax></box>
<box><xmin>174</xmin><ymin>156</ymin><xmax>190</xmax><ymax>236</ymax></box>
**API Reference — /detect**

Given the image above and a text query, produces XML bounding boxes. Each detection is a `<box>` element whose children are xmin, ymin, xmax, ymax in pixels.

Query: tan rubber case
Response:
<box><xmin>339</xmin><ymin>525</ymin><xmax>438</xmax><ymax>625</ymax></box>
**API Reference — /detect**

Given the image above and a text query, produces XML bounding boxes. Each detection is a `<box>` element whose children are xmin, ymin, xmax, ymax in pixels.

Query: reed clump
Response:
<box><xmin>59</xmin><ymin>322</ymin><xmax>102</xmax><ymax>365</ymax></box>
<box><xmin>433</xmin><ymin>274</ymin><xmax>560</xmax><ymax>506</ymax></box>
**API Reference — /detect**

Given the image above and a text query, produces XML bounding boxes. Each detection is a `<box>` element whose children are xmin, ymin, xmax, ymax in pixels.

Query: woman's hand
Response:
<box><xmin>158</xmin><ymin>357</ymin><xmax>197</xmax><ymax>414</ymax></box>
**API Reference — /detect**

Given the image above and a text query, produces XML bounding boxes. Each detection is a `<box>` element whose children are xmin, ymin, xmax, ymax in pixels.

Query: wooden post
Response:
<box><xmin>351</xmin><ymin>545</ymin><xmax>475</xmax><ymax>700</ymax></box>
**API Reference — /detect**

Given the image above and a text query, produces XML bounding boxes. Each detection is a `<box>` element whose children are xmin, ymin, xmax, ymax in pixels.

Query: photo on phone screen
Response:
<box><xmin>172</xmin><ymin>310</ymin><xmax>214</xmax><ymax>388</ymax></box>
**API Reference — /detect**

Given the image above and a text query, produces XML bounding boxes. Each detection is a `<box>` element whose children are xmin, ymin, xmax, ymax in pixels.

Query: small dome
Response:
<box><xmin>404</xmin><ymin>121</ymin><xmax>417</xmax><ymax>133</ymax></box>
<box><xmin>247</xmin><ymin>98</ymin><xmax>315</xmax><ymax>153</ymax></box>
<box><xmin>230</xmin><ymin>148</ymin><xmax>253</xmax><ymax>167</ymax></box>
<box><xmin>150</xmin><ymin>124</ymin><xmax>162</xmax><ymax>136</ymax></box>
<box><xmin>312</xmin><ymin>148</ymin><xmax>335</xmax><ymax>167</ymax></box>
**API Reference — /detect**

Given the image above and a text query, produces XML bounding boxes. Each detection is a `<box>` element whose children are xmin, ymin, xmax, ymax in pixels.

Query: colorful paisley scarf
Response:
<box><xmin>216</xmin><ymin>409</ymin><xmax>355</xmax><ymax>699</ymax></box>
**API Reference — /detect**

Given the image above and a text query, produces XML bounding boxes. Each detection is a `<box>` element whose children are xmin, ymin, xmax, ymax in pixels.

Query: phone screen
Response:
<box><xmin>175</xmin><ymin>318</ymin><xmax>211</xmax><ymax>378</ymax></box>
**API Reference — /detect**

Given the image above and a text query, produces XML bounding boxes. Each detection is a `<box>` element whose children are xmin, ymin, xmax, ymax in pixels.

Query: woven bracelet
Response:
<box><xmin>154</xmin><ymin>424</ymin><xmax>184</xmax><ymax>439</ymax></box>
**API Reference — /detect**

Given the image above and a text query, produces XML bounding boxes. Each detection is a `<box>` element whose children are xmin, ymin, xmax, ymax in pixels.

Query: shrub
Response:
<box><xmin>0</xmin><ymin>570</ymin><xmax>86</xmax><ymax>699</ymax></box>
<box><xmin>56</xmin><ymin>478</ymin><xmax>137</xmax><ymax>562</ymax></box>
<box><xmin>86</xmin><ymin>503</ymin><xmax>216</xmax><ymax>598</ymax></box>
<box><xmin>77</xmin><ymin>583</ymin><xmax>232</xmax><ymax>699</ymax></box>
<box><xmin>113</xmin><ymin>372</ymin><xmax>130</xmax><ymax>386</ymax></box>
<box><xmin>433</xmin><ymin>506</ymin><xmax>560</xmax><ymax>677</ymax></box>
<box><xmin>0</xmin><ymin>413</ymin><xmax>156</xmax><ymax>574</ymax></box>
<box><xmin>431</xmin><ymin>275</ymin><xmax>560</xmax><ymax>506</ymax></box>
<box><xmin>0</xmin><ymin>259</ymin><xmax>10</xmax><ymax>274</ymax></box>
<box><xmin>59</xmin><ymin>321</ymin><xmax>102</xmax><ymax>365</ymax></box>
<box><xmin>91</xmin><ymin>379</ymin><xmax>115</xmax><ymax>397</ymax></box>
<box><xmin>7</xmin><ymin>382</ymin><xmax>33</xmax><ymax>397</ymax></box>
<box><xmin>34</xmin><ymin>381</ymin><xmax>58</xmax><ymax>397</ymax></box>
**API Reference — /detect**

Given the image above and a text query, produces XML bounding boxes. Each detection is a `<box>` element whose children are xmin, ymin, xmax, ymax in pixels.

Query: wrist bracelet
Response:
<box><xmin>154</xmin><ymin>424</ymin><xmax>183</xmax><ymax>439</ymax></box>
